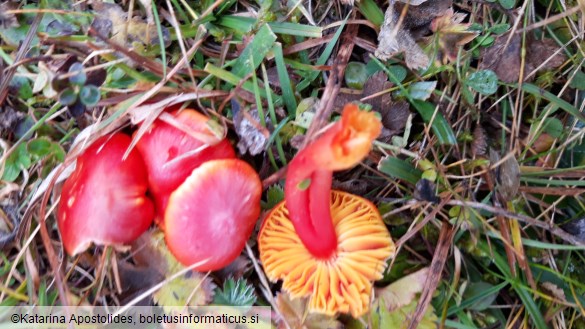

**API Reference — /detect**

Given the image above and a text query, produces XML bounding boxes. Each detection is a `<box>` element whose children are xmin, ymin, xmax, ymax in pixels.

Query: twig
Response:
<box><xmin>445</xmin><ymin>199</ymin><xmax>584</xmax><ymax>246</ymax></box>
<box><xmin>408</xmin><ymin>222</ymin><xmax>455</xmax><ymax>329</ymax></box>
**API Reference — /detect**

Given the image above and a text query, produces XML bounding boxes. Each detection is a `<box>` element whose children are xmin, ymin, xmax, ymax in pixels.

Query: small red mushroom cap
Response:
<box><xmin>57</xmin><ymin>133</ymin><xmax>154</xmax><ymax>255</ymax></box>
<box><xmin>135</xmin><ymin>109</ymin><xmax>235</xmax><ymax>224</ymax></box>
<box><xmin>164</xmin><ymin>159</ymin><xmax>262</xmax><ymax>272</ymax></box>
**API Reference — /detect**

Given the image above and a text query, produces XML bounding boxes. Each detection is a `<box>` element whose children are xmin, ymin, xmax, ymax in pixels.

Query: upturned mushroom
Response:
<box><xmin>258</xmin><ymin>104</ymin><xmax>395</xmax><ymax>317</ymax></box>
<box><xmin>136</xmin><ymin>109</ymin><xmax>235</xmax><ymax>225</ymax></box>
<box><xmin>164</xmin><ymin>158</ymin><xmax>262</xmax><ymax>272</ymax></box>
<box><xmin>57</xmin><ymin>133</ymin><xmax>154</xmax><ymax>255</ymax></box>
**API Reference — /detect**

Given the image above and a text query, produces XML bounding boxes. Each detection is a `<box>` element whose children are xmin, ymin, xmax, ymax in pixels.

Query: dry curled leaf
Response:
<box><xmin>213</xmin><ymin>256</ymin><xmax>252</xmax><ymax>282</ymax></box>
<box><xmin>490</xmin><ymin>149</ymin><xmax>521</xmax><ymax>201</ymax></box>
<box><xmin>0</xmin><ymin>2</ymin><xmax>19</xmax><ymax>29</ymax></box>
<box><xmin>429</xmin><ymin>9</ymin><xmax>477</xmax><ymax>64</ymax></box>
<box><xmin>375</xmin><ymin>0</ymin><xmax>453</xmax><ymax>69</ymax></box>
<box><xmin>376</xmin><ymin>267</ymin><xmax>430</xmax><ymax>312</ymax></box>
<box><xmin>332</xmin><ymin>178</ymin><xmax>370</xmax><ymax>195</ymax></box>
<box><xmin>0</xmin><ymin>196</ymin><xmax>20</xmax><ymax>249</ymax></box>
<box><xmin>471</xmin><ymin>125</ymin><xmax>487</xmax><ymax>157</ymax></box>
<box><xmin>232</xmin><ymin>100</ymin><xmax>269</xmax><ymax>156</ymax></box>
<box><xmin>335</xmin><ymin>72</ymin><xmax>411</xmax><ymax>140</ymax></box>
<box><xmin>480</xmin><ymin>32</ymin><xmax>566</xmax><ymax>83</ymax></box>
<box><xmin>561</xmin><ymin>218</ymin><xmax>585</xmax><ymax>243</ymax></box>
<box><xmin>541</xmin><ymin>282</ymin><xmax>566</xmax><ymax>302</ymax></box>
<box><xmin>91</xmin><ymin>2</ymin><xmax>170</xmax><ymax>50</ymax></box>
<box><xmin>414</xmin><ymin>179</ymin><xmax>439</xmax><ymax>203</ymax></box>
<box><xmin>275</xmin><ymin>292</ymin><xmax>342</xmax><ymax>329</ymax></box>
<box><xmin>118</xmin><ymin>231</ymin><xmax>215</xmax><ymax>309</ymax></box>
<box><xmin>0</xmin><ymin>106</ymin><xmax>24</xmax><ymax>138</ymax></box>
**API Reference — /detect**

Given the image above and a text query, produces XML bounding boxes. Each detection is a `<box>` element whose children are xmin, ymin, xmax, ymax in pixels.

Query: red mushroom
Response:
<box><xmin>135</xmin><ymin>109</ymin><xmax>235</xmax><ymax>225</ymax></box>
<box><xmin>164</xmin><ymin>159</ymin><xmax>262</xmax><ymax>272</ymax></box>
<box><xmin>57</xmin><ymin>133</ymin><xmax>154</xmax><ymax>255</ymax></box>
<box><xmin>258</xmin><ymin>104</ymin><xmax>395</xmax><ymax>317</ymax></box>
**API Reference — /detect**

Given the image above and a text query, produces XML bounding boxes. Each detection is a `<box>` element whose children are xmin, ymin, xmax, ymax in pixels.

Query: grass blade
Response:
<box><xmin>357</xmin><ymin>0</ymin><xmax>384</xmax><ymax>27</ymax></box>
<box><xmin>522</xmin><ymin>83</ymin><xmax>585</xmax><ymax>123</ymax></box>
<box><xmin>272</xmin><ymin>43</ymin><xmax>297</xmax><ymax>117</ymax></box>
<box><xmin>231</xmin><ymin>24</ymin><xmax>277</xmax><ymax>78</ymax></box>
<box><xmin>217</xmin><ymin>16</ymin><xmax>322</xmax><ymax>38</ymax></box>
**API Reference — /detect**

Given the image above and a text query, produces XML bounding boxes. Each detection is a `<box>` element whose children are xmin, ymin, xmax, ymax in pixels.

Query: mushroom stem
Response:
<box><xmin>285</xmin><ymin>164</ymin><xmax>336</xmax><ymax>259</ymax></box>
<box><xmin>285</xmin><ymin>104</ymin><xmax>382</xmax><ymax>259</ymax></box>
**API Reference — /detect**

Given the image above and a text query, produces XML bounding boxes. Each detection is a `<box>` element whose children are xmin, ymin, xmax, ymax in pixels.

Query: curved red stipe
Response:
<box><xmin>284</xmin><ymin>104</ymin><xmax>383</xmax><ymax>258</ymax></box>
<box><xmin>164</xmin><ymin>159</ymin><xmax>262</xmax><ymax>272</ymax></box>
<box><xmin>135</xmin><ymin>109</ymin><xmax>235</xmax><ymax>225</ymax></box>
<box><xmin>258</xmin><ymin>104</ymin><xmax>394</xmax><ymax>317</ymax></box>
<box><xmin>57</xmin><ymin>133</ymin><xmax>154</xmax><ymax>255</ymax></box>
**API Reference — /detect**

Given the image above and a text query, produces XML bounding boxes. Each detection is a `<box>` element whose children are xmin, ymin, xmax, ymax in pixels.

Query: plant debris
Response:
<box><xmin>480</xmin><ymin>32</ymin><xmax>566</xmax><ymax>83</ymax></box>
<box><xmin>375</xmin><ymin>0</ymin><xmax>453</xmax><ymax>69</ymax></box>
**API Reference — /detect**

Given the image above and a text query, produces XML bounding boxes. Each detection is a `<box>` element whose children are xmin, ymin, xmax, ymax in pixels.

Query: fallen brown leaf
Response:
<box><xmin>91</xmin><ymin>2</ymin><xmax>170</xmax><ymax>50</ymax></box>
<box><xmin>375</xmin><ymin>0</ymin><xmax>453</xmax><ymax>69</ymax></box>
<box><xmin>117</xmin><ymin>231</ymin><xmax>215</xmax><ymax>307</ymax></box>
<box><xmin>480</xmin><ymin>32</ymin><xmax>566</xmax><ymax>83</ymax></box>
<box><xmin>232</xmin><ymin>100</ymin><xmax>269</xmax><ymax>156</ymax></box>
<box><xmin>376</xmin><ymin>267</ymin><xmax>430</xmax><ymax>312</ymax></box>
<box><xmin>429</xmin><ymin>9</ymin><xmax>477</xmax><ymax>64</ymax></box>
<box><xmin>334</xmin><ymin>72</ymin><xmax>411</xmax><ymax>140</ymax></box>
<box><xmin>275</xmin><ymin>292</ymin><xmax>342</xmax><ymax>329</ymax></box>
<box><xmin>0</xmin><ymin>2</ymin><xmax>19</xmax><ymax>29</ymax></box>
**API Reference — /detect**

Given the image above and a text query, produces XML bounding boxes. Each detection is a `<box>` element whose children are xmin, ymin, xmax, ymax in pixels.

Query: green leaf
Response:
<box><xmin>58</xmin><ymin>88</ymin><xmax>77</xmax><ymax>106</ymax></box>
<box><xmin>569</xmin><ymin>70</ymin><xmax>585</xmax><ymax>90</ymax></box>
<box><xmin>462</xmin><ymin>281</ymin><xmax>499</xmax><ymax>311</ymax></box>
<box><xmin>406</xmin><ymin>81</ymin><xmax>437</xmax><ymax>101</ymax></box>
<box><xmin>68</xmin><ymin>62</ymin><xmax>87</xmax><ymax>86</ymax></box>
<box><xmin>466</xmin><ymin>70</ymin><xmax>499</xmax><ymax>95</ymax></box>
<box><xmin>79</xmin><ymin>85</ymin><xmax>101</xmax><ymax>107</ymax></box>
<box><xmin>212</xmin><ymin>278</ymin><xmax>257</xmax><ymax>307</ymax></box>
<box><xmin>345</xmin><ymin>62</ymin><xmax>368</xmax><ymax>90</ymax></box>
<box><xmin>386</xmin><ymin>65</ymin><xmax>407</xmax><ymax>84</ymax></box>
<box><xmin>297</xmin><ymin>178</ymin><xmax>311</xmax><ymax>190</ymax></box>
<box><xmin>489</xmin><ymin>23</ymin><xmax>510</xmax><ymax>35</ymax></box>
<box><xmin>27</xmin><ymin>138</ymin><xmax>52</xmax><ymax>158</ymax></box>
<box><xmin>264</xmin><ymin>184</ymin><xmax>284</xmax><ymax>209</ymax></box>
<box><xmin>498</xmin><ymin>0</ymin><xmax>516</xmax><ymax>9</ymax></box>
<box><xmin>378</xmin><ymin>156</ymin><xmax>422</xmax><ymax>185</ymax></box>
<box><xmin>231</xmin><ymin>24</ymin><xmax>277</xmax><ymax>78</ymax></box>
<box><xmin>9</xmin><ymin>76</ymin><xmax>33</xmax><ymax>100</ymax></box>
<box><xmin>2</xmin><ymin>144</ymin><xmax>32</xmax><ymax>182</ymax></box>
<box><xmin>542</xmin><ymin>117</ymin><xmax>563</xmax><ymax>138</ymax></box>
<box><xmin>411</xmin><ymin>100</ymin><xmax>457</xmax><ymax>145</ymax></box>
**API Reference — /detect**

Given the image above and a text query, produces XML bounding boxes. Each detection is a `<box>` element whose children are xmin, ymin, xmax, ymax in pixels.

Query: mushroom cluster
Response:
<box><xmin>57</xmin><ymin>108</ymin><xmax>262</xmax><ymax>272</ymax></box>
<box><xmin>258</xmin><ymin>104</ymin><xmax>395</xmax><ymax>317</ymax></box>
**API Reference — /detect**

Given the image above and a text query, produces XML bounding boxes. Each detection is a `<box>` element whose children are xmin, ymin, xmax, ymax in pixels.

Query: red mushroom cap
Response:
<box><xmin>164</xmin><ymin>159</ymin><xmax>262</xmax><ymax>272</ymax></box>
<box><xmin>57</xmin><ymin>133</ymin><xmax>154</xmax><ymax>255</ymax></box>
<box><xmin>135</xmin><ymin>109</ymin><xmax>235</xmax><ymax>224</ymax></box>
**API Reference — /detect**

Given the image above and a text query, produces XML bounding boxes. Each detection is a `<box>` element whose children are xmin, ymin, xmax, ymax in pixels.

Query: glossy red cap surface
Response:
<box><xmin>135</xmin><ymin>109</ymin><xmax>235</xmax><ymax>224</ymax></box>
<box><xmin>57</xmin><ymin>133</ymin><xmax>154</xmax><ymax>255</ymax></box>
<box><xmin>164</xmin><ymin>159</ymin><xmax>262</xmax><ymax>271</ymax></box>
